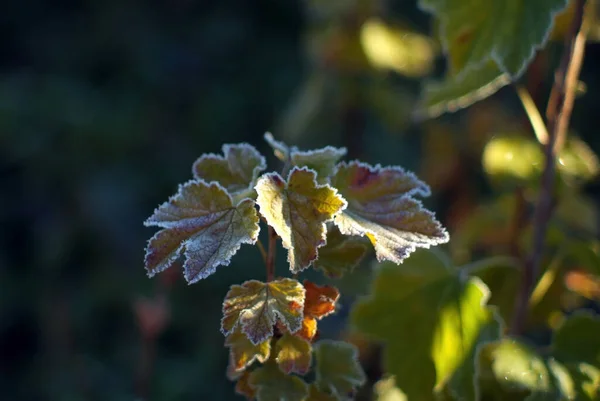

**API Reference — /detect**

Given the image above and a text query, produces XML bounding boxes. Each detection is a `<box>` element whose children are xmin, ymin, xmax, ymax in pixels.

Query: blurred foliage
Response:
<box><xmin>1</xmin><ymin>0</ymin><xmax>600</xmax><ymax>400</ymax></box>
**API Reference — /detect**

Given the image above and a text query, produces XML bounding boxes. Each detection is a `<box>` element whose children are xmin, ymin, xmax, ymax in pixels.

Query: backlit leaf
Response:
<box><xmin>249</xmin><ymin>361</ymin><xmax>309</xmax><ymax>401</ymax></box>
<box><xmin>226</xmin><ymin>328</ymin><xmax>271</xmax><ymax>373</ymax></box>
<box><xmin>298</xmin><ymin>280</ymin><xmax>340</xmax><ymax>341</ymax></box>
<box><xmin>144</xmin><ymin>180</ymin><xmax>260</xmax><ymax>283</ymax></box>
<box><xmin>418</xmin><ymin>0</ymin><xmax>568</xmax><ymax>116</ymax></box>
<box><xmin>331</xmin><ymin>161</ymin><xmax>448</xmax><ymax>265</ymax></box>
<box><xmin>351</xmin><ymin>249</ymin><xmax>502</xmax><ymax>401</ymax></box>
<box><xmin>221</xmin><ymin>279</ymin><xmax>305</xmax><ymax>345</ymax></box>
<box><xmin>308</xmin><ymin>384</ymin><xmax>338</xmax><ymax>401</ymax></box>
<box><xmin>263</xmin><ymin>133</ymin><xmax>347</xmax><ymax>182</ymax></box>
<box><xmin>314</xmin><ymin>340</ymin><xmax>366</xmax><ymax>399</ymax></box>
<box><xmin>235</xmin><ymin>370</ymin><xmax>257</xmax><ymax>400</ymax></box>
<box><xmin>314</xmin><ymin>226</ymin><xmax>369</xmax><ymax>279</ymax></box>
<box><xmin>256</xmin><ymin>167</ymin><xmax>347</xmax><ymax>273</ymax></box>
<box><xmin>192</xmin><ymin>143</ymin><xmax>266</xmax><ymax>199</ymax></box>
<box><xmin>275</xmin><ymin>333</ymin><xmax>312</xmax><ymax>375</ymax></box>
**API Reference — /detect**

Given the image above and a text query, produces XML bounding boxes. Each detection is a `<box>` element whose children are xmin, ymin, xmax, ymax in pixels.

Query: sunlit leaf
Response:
<box><xmin>263</xmin><ymin>133</ymin><xmax>347</xmax><ymax>182</ymax></box>
<box><xmin>482</xmin><ymin>134</ymin><xmax>544</xmax><ymax>188</ymax></box>
<box><xmin>192</xmin><ymin>143</ymin><xmax>266</xmax><ymax>199</ymax></box>
<box><xmin>314</xmin><ymin>340</ymin><xmax>366</xmax><ymax>399</ymax></box>
<box><xmin>226</xmin><ymin>328</ymin><xmax>271</xmax><ymax>373</ymax></box>
<box><xmin>221</xmin><ymin>279</ymin><xmax>305</xmax><ymax>345</ymax></box>
<box><xmin>314</xmin><ymin>226</ymin><xmax>369</xmax><ymax>279</ymax></box>
<box><xmin>249</xmin><ymin>361</ymin><xmax>309</xmax><ymax>401</ymax></box>
<box><xmin>275</xmin><ymin>333</ymin><xmax>312</xmax><ymax>375</ymax></box>
<box><xmin>418</xmin><ymin>0</ymin><xmax>568</xmax><ymax>116</ymax></box>
<box><xmin>351</xmin><ymin>249</ymin><xmax>502</xmax><ymax>401</ymax></box>
<box><xmin>565</xmin><ymin>270</ymin><xmax>600</xmax><ymax>300</ymax></box>
<box><xmin>418</xmin><ymin>61</ymin><xmax>510</xmax><ymax>119</ymax></box>
<box><xmin>331</xmin><ymin>161</ymin><xmax>449</xmax><ymax>265</ymax></box>
<box><xmin>144</xmin><ymin>180</ymin><xmax>260</xmax><ymax>283</ymax></box>
<box><xmin>235</xmin><ymin>370</ymin><xmax>257</xmax><ymax>400</ymax></box>
<box><xmin>373</xmin><ymin>376</ymin><xmax>407</xmax><ymax>401</ymax></box>
<box><xmin>298</xmin><ymin>280</ymin><xmax>340</xmax><ymax>341</ymax></box>
<box><xmin>256</xmin><ymin>167</ymin><xmax>347</xmax><ymax>273</ymax></box>
<box><xmin>557</xmin><ymin>136</ymin><xmax>600</xmax><ymax>185</ymax></box>
<box><xmin>359</xmin><ymin>18</ymin><xmax>436</xmax><ymax>77</ymax></box>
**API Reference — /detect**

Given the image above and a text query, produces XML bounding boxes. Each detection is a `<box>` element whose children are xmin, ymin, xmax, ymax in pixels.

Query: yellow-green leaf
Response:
<box><xmin>351</xmin><ymin>249</ymin><xmax>501</xmax><ymax>401</ymax></box>
<box><xmin>307</xmin><ymin>384</ymin><xmax>338</xmax><ymax>401</ymax></box>
<box><xmin>275</xmin><ymin>333</ymin><xmax>312</xmax><ymax>375</ymax></box>
<box><xmin>192</xmin><ymin>143</ymin><xmax>266</xmax><ymax>199</ymax></box>
<box><xmin>226</xmin><ymin>328</ymin><xmax>271</xmax><ymax>374</ymax></box>
<box><xmin>314</xmin><ymin>226</ymin><xmax>369</xmax><ymax>278</ymax></box>
<box><xmin>143</xmin><ymin>180</ymin><xmax>260</xmax><ymax>283</ymax></box>
<box><xmin>221</xmin><ymin>279</ymin><xmax>305</xmax><ymax>345</ymax></box>
<box><xmin>331</xmin><ymin>161</ymin><xmax>448</xmax><ymax>265</ymax></box>
<box><xmin>314</xmin><ymin>340</ymin><xmax>366</xmax><ymax>399</ymax></box>
<box><xmin>249</xmin><ymin>361</ymin><xmax>309</xmax><ymax>401</ymax></box>
<box><xmin>256</xmin><ymin>167</ymin><xmax>347</xmax><ymax>273</ymax></box>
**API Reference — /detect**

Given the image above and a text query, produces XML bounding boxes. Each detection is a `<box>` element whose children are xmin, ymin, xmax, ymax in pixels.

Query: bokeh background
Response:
<box><xmin>2</xmin><ymin>0</ymin><xmax>600</xmax><ymax>400</ymax></box>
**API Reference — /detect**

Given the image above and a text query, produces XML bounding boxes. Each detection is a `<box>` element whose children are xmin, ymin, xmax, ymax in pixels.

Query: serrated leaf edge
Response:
<box><xmin>220</xmin><ymin>279</ymin><xmax>307</xmax><ymax>345</ymax></box>
<box><xmin>314</xmin><ymin>340</ymin><xmax>367</xmax><ymax>397</ymax></box>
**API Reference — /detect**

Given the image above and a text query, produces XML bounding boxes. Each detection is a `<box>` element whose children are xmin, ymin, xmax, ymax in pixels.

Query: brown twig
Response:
<box><xmin>266</xmin><ymin>225</ymin><xmax>277</xmax><ymax>282</ymax></box>
<box><xmin>511</xmin><ymin>0</ymin><xmax>587</xmax><ymax>335</ymax></box>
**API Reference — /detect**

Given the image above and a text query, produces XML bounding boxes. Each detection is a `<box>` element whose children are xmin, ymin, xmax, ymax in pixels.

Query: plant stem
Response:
<box><xmin>510</xmin><ymin>0</ymin><xmax>587</xmax><ymax>335</ymax></box>
<box><xmin>266</xmin><ymin>225</ymin><xmax>277</xmax><ymax>282</ymax></box>
<box><xmin>256</xmin><ymin>239</ymin><xmax>268</xmax><ymax>266</ymax></box>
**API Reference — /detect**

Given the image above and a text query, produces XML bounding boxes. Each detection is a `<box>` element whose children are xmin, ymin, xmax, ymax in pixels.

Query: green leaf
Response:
<box><xmin>552</xmin><ymin>312</ymin><xmax>600</xmax><ymax>367</ymax></box>
<box><xmin>226</xmin><ymin>328</ymin><xmax>271</xmax><ymax>374</ymax></box>
<box><xmin>417</xmin><ymin>0</ymin><xmax>568</xmax><ymax>116</ymax></box>
<box><xmin>313</xmin><ymin>226</ymin><xmax>369</xmax><ymax>278</ymax></box>
<box><xmin>249</xmin><ymin>361</ymin><xmax>309</xmax><ymax>401</ymax></box>
<box><xmin>263</xmin><ymin>133</ymin><xmax>347</xmax><ymax>182</ymax></box>
<box><xmin>486</xmin><ymin>339</ymin><xmax>560</xmax><ymax>399</ymax></box>
<box><xmin>373</xmin><ymin>376</ymin><xmax>407</xmax><ymax>401</ymax></box>
<box><xmin>192</xmin><ymin>143</ymin><xmax>266</xmax><ymax>199</ymax></box>
<box><xmin>418</xmin><ymin>61</ymin><xmax>510</xmax><ymax>119</ymax></box>
<box><xmin>351</xmin><ymin>249</ymin><xmax>502</xmax><ymax>401</ymax></box>
<box><xmin>256</xmin><ymin>167</ymin><xmax>347</xmax><ymax>273</ymax></box>
<box><xmin>275</xmin><ymin>333</ymin><xmax>312</xmax><ymax>376</ymax></box>
<box><xmin>307</xmin><ymin>384</ymin><xmax>338</xmax><ymax>401</ymax></box>
<box><xmin>331</xmin><ymin>161</ymin><xmax>449</xmax><ymax>265</ymax></box>
<box><xmin>221</xmin><ymin>279</ymin><xmax>305</xmax><ymax>345</ymax></box>
<box><xmin>143</xmin><ymin>180</ymin><xmax>260</xmax><ymax>283</ymax></box>
<box><xmin>314</xmin><ymin>340</ymin><xmax>366</xmax><ymax>399</ymax></box>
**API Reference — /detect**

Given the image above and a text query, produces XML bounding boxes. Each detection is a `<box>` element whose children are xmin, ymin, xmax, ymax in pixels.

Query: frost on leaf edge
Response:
<box><xmin>255</xmin><ymin>166</ymin><xmax>349</xmax><ymax>273</ymax></box>
<box><xmin>220</xmin><ymin>278</ymin><xmax>307</xmax><ymax>345</ymax></box>
<box><xmin>191</xmin><ymin>142</ymin><xmax>267</xmax><ymax>193</ymax></box>
<box><xmin>143</xmin><ymin>179</ymin><xmax>260</xmax><ymax>282</ymax></box>
<box><xmin>333</xmin><ymin>160</ymin><xmax>432</xmax><ymax>198</ymax></box>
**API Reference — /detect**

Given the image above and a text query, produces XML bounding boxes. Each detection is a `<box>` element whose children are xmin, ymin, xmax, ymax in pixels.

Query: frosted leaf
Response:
<box><xmin>221</xmin><ymin>279</ymin><xmax>305</xmax><ymax>345</ymax></box>
<box><xmin>192</xmin><ymin>143</ymin><xmax>266</xmax><ymax>198</ymax></box>
<box><xmin>275</xmin><ymin>333</ymin><xmax>312</xmax><ymax>375</ymax></box>
<box><xmin>255</xmin><ymin>167</ymin><xmax>347</xmax><ymax>273</ymax></box>
<box><xmin>331</xmin><ymin>161</ymin><xmax>448</xmax><ymax>264</ymax></box>
<box><xmin>144</xmin><ymin>180</ymin><xmax>260</xmax><ymax>283</ymax></box>
<box><xmin>314</xmin><ymin>340</ymin><xmax>366</xmax><ymax>399</ymax></box>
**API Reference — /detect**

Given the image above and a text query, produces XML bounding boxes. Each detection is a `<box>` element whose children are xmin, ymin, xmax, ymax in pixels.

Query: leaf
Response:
<box><xmin>249</xmin><ymin>361</ymin><xmax>309</xmax><ymax>401</ymax></box>
<box><xmin>143</xmin><ymin>180</ymin><xmax>260</xmax><ymax>283</ymax></box>
<box><xmin>417</xmin><ymin>0</ymin><xmax>568</xmax><ymax>116</ymax></box>
<box><xmin>235</xmin><ymin>370</ymin><xmax>257</xmax><ymax>400</ymax></box>
<box><xmin>221</xmin><ymin>279</ymin><xmax>305</xmax><ymax>345</ymax></box>
<box><xmin>298</xmin><ymin>280</ymin><xmax>340</xmax><ymax>341</ymax></box>
<box><xmin>275</xmin><ymin>333</ymin><xmax>312</xmax><ymax>375</ymax></box>
<box><xmin>256</xmin><ymin>167</ymin><xmax>347</xmax><ymax>273</ymax></box>
<box><xmin>351</xmin><ymin>249</ymin><xmax>502</xmax><ymax>401</ymax></box>
<box><xmin>263</xmin><ymin>133</ymin><xmax>347</xmax><ymax>182</ymax></box>
<box><xmin>192</xmin><ymin>143</ymin><xmax>266</xmax><ymax>199</ymax></box>
<box><xmin>418</xmin><ymin>61</ymin><xmax>510</xmax><ymax>119</ymax></box>
<box><xmin>486</xmin><ymin>339</ymin><xmax>560</xmax><ymax>399</ymax></box>
<box><xmin>226</xmin><ymin>328</ymin><xmax>271</xmax><ymax>373</ymax></box>
<box><xmin>552</xmin><ymin>312</ymin><xmax>600</xmax><ymax>367</ymax></box>
<box><xmin>331</xmin><ymin>161</ymin><xmax>449</xmax><ymax>265</ymax></box>
<box><xmin>313</xmin><ymin>226</ymin><xmax>369</xmax><ymax>279</ymax></box>
<box><xmin>307</xmin><ymin>384</ymin><xmax>338</xmax><ymax>401</ymax></box>
<box><xmin>314</xmin><ymin>340</ymin><xmax>366</xmax><ymax>399</ymax></box>
<box><xmin>373</xmin><ymin>376</ymin><xmax>407</xmax><ymax>401</ymax></box>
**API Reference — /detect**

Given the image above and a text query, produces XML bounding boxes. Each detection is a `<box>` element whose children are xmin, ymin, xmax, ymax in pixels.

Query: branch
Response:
<box><xmin>266</xmin><ymin>225</ymin><xmax>277</xmax><ymax>282</ymax></box>
<box><xmin>510</xmin><ymin>0</ymin><xmax>588</xmax><ymax>335</ymax></box>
